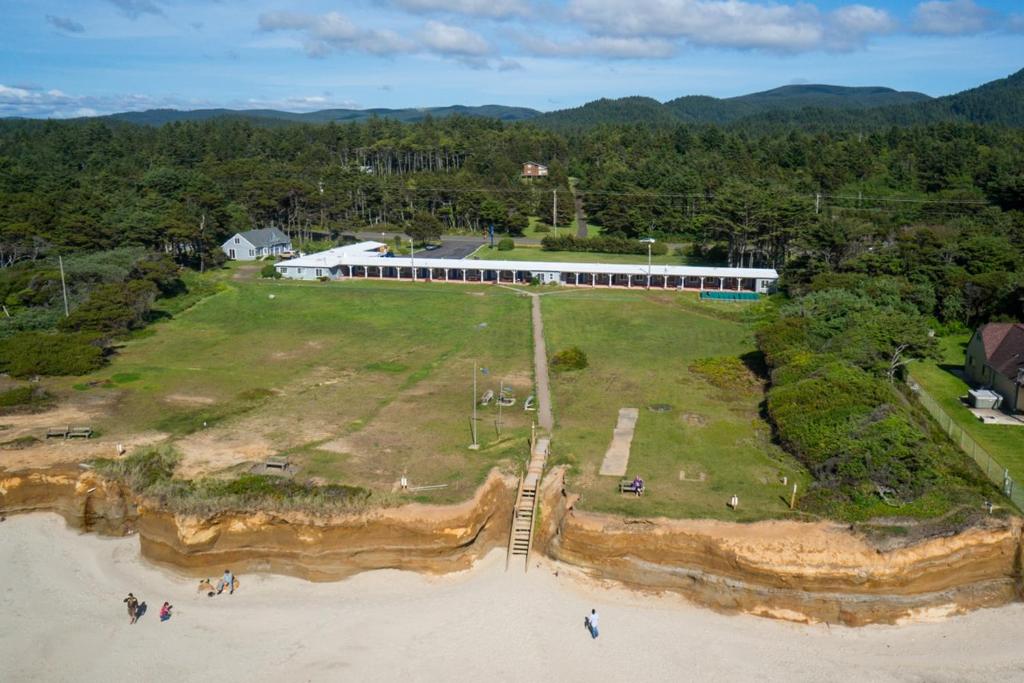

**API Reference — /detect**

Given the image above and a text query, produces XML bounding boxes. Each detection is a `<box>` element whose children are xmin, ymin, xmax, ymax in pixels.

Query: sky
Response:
<box><xmin>1</xmin><ymin>0</ymin><xmax>1022</xmax><ymax>117</ymax></box>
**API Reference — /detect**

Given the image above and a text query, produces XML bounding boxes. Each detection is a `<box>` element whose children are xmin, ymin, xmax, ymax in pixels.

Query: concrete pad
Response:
<box><xmin>599</xmin><ymin>407</ymin><xmax>639</xmax><ymax>477</ymax></box>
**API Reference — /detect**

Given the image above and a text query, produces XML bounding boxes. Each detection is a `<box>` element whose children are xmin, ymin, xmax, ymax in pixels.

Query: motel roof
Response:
<box><xmin>277</xmin><ymin>241</ymin><xmax>387</xmax><ymax>269</ymax></box>
<box><xmin>277</xmin><ymin>241</ymin><xmax>779</xmax><ymax>280</ymax></box>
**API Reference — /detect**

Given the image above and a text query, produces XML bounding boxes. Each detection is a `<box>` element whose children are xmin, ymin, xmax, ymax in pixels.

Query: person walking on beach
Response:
<box><xmin>585</xmin><ymin>609</ymin><xmax>599</xmax><ymax>639</ymax></box>
<box><xmin>123</xmin><ymin>593</ymin><xmax>139</xmax><ymax>624</ymax></box>
<box><xmin>159</xmin><ymin>602</ymin><xmax>173</xmax><ymax>622</ymax></box>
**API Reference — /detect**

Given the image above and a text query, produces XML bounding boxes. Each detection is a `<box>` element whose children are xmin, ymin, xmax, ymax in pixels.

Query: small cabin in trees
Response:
<box><xmin>221</xmin><ymin>228</ymin><xmax>292</xmax><ymax>261</ymax></box>
<box><xmin>521</xmin><ymin>162</ymin><xmax>548</xmax><ymax>178</ymax></box>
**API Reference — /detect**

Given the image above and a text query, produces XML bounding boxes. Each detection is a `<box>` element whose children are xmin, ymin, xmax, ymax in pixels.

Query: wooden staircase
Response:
<box><xmin>507</xmin><ymin>434</ymin><xmax>549</xmax><ymax>572</ymax></box>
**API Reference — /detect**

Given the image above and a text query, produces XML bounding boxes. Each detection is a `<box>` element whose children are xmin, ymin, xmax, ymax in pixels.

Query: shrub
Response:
<box><xmin>0</xmin><ymin>332</ymin><xmax>105</xmax><ymax>377</ymax></box>
<box><xmin>0</xmin><ymin>385</ymin><xmax>53</xmax><ymax>413</ymax></box>
<box><xmin>260</xmin><ymin>264</ymin><xmax>281</xmax><ymax>279</ymax></box>
<box><xmin>59</xmin><ymin>280</ymin><xmax>158</xmax><ymax>336</ymax></box>
<box><xmin>497</xmin><ymin>238</ymin><xmax>515</xmax><ymax>251</ymax></box>
<box><xmin>689</xmin><ymin>356</ymin><xmax>759</xmax><ymax>394</ymax></box>
<box><xmin>533</xmin><ymin>225</ymin><xmax>551</xmax><ymax>234</ymax></box>
<box><xmin>551</xmin><ymin>346</ymin><xmax>588</xmax><ymax>371</ymax></box>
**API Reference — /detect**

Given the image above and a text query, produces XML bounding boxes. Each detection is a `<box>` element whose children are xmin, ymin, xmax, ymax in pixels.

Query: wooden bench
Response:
<box><xmin>619</xmin><ymin>480</ymin><xmax>644</xmax><ymax>495</ymax></box>
<box><xmin>264</xmin><ymin>456</ymin><xmax>290</xmax><ymax>471</ymax></box>
<box><xmin>67</xmin><ymin>427</ymin><xmax>93</xmax><ymax>439</ymax></box>
<box><xmin>46</xmin><ymin>427</ymin><xmax>69</xmax><ymax>439</ymax></box>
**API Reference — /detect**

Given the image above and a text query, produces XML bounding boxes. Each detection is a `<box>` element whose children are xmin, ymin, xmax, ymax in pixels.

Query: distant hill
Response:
<box><xmin>534</xmin><ymin>69</ymin><xmax>1024</xmax><ymax>130</ymax></box>
<box><xmin>102</xmin><ymin>104</ymin><xmax>542</xmax><ymax>126</ymax></box>
<box><xmin>48</xmin><ymin>68</ymin><xmax>1024</xmax><ymax>131</ymax></box>
<box><xmin>663</xmin><ymin>84</ymin><xmax>931</xmax><ymax>124</ymax></box>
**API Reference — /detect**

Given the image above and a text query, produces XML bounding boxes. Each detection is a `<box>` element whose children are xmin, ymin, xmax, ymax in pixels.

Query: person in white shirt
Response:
<box><xmin>585</xmin><ymin>609</ymin><xmax>599</xmax><ymax>639</ymax></box>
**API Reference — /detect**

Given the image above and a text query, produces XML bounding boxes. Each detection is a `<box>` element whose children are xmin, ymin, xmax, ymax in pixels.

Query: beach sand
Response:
<box><xmin>2</xmin><ymin>513</ymin><xmax>1023</xmax><ymax>682</ymax></box>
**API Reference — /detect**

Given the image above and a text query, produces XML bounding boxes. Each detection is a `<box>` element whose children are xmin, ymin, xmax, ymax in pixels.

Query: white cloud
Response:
<box><xmin>912</xmin><ymin>0</ymin><xmax>990</xmax><ymax>35</ymax></box>
<box><xmin>519</xmin><ymin>35</ymin><xmax>677</xmax><ymax>59</ymax></box>
<box><xmin>258</xmin><ymin>11</ymin><xmax>495</xmax><ymax>62</ymax></box>
<box><xmin>0</xmin><ymin>84</ymin><xmax>170</xmax><ymax>118</ymax></box>
<box><xmin>390</xmin><ymin>0</ymin><xmax>529</xmax><ymax>19</ymax></box>
<box><xmin>565</xmin><ymin>0</ymin><xmax>896</xmax><ymax>53</ymax></box>
<box><xmin>46</xmin><ymin>15</ymin><xmax>86</xmax><ymax>34</ymax></box>
<box><xmin>827</xmin><ymin>4</ymin><xmax>896</xmax><ymax>49</ymax></box>
<box><xmin>418</xmin><ymin>20</ymin><xmax>491</xmax><ymax>56</ymax></box>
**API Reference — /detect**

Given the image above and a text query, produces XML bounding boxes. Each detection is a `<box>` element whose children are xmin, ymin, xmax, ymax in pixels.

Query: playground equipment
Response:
<box><xmin>523</xmin><ymin>395</ymin><xmax>536</xmax><ymax>411</ymax></box>
<box><xmin>479</xmin><ymin>390</ymin><xmax>494</xmax><ymax>406</ymax></box>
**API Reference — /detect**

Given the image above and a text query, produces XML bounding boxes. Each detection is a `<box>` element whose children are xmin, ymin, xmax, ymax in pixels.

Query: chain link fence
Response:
<box><xmin>910</xmin><ymin>380</ymin><xmax>1023</xmax><ymax>511</ymax></box>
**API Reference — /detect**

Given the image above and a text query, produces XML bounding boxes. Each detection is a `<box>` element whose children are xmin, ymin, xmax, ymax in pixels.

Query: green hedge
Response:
<box><xmin>540</xmin><ymin>235</ymin><xmax>669</xmax><ymax>255</ymax></box>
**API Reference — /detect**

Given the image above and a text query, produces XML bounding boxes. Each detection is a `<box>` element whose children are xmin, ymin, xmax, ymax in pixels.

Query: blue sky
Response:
<box><xmin>1</xmin><ymin>0</ymin><xmax>1022</xmax><ymax>117</ymax></box>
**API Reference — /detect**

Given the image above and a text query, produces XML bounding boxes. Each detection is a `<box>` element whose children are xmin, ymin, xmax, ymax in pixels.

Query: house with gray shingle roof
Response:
<box><xmin>965</xmin><ymin>322</ymin><xmax>1024</xmax><ymax>413</ymax></box>
<box><xmin>221</xmin><ymin>228</ymin><xmax>292</xmax><ymax>261</ymax></box>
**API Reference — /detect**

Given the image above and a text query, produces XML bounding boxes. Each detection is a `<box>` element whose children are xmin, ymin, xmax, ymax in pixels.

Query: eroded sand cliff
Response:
<box><xmin>2</xmin><ymin>464</ymin><xmax>1020</xmax><ymax>624</ymax></box>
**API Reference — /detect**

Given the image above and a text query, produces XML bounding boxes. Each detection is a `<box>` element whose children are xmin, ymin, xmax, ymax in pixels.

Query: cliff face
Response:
<box><xmin>0</xmin><ymin>468</ymin><xmax>517</xmax><ymax>580</ymax></box>
<box><xmin>537</xmin><ymin>468</ymin><xmax>1023</xmax><ymax>625</ymax></box>
<box><xmin>3</xmin><ymin>465</ymin><xmax>1022</xmax><ymax>625</ymax></box>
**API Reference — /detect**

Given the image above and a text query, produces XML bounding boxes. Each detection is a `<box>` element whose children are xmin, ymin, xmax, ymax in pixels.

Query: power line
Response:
<box><xmin>376</xmin><ymin>185</ymin><xmax>992</xmax><ymax>207</ymax></box>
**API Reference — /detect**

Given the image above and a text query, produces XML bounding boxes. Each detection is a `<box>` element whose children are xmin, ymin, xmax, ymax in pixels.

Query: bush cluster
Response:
<box><xmin>540</xmin><ymin>234</ymin><xmax>669</xmax><ymax>256</ymax></box>
<box><xmin>0</xmin><ymin>385</ymin><xmax>53</xmax><ymax>413</ymax></box>
<box><xmin>0</xmin><ymin>332</ymin><xmax>105</xmax><ymax>377</ymax></box>
<box><xmin>757</xmin><ymin>276</ymin><xmax>992</xmax><ymax>518</ymax></box>
<box><xmin>551</xmin><ymin>346</ymin><xmax>588</xmax><ymax>371</ymax></box>
<box><xmin>260</xmin><ymin>263</ymin><xmax>282</xmax><ymax>279</ymax></box>
<box><xmin>496</xmin><ymin>238</ymin><xmax>515</xmax><ymax>251</ymax></box>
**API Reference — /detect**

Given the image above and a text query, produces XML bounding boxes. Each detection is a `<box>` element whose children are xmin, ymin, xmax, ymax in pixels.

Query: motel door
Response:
<box><xmin>229</xmin><ymin>249</ymin><xmax>235</xmax><ymax>258</ymax></box>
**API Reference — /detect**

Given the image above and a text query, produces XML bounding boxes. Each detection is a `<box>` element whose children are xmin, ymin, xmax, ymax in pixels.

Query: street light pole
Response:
<box><xmin>409</xmin><ymin>237</ymin><xmax>416</xmax><ymax>282</ymax></box>
<box><xmin>640</xmin><ymin>238</ymin><xmax>655</xmax><ymax>290</ymax></box>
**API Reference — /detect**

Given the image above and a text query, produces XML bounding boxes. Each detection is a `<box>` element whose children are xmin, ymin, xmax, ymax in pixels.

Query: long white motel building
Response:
<box><xmin>275</xmin><ymin>241</ymin><xmax>779</xmax><ymax>293</ymax></box>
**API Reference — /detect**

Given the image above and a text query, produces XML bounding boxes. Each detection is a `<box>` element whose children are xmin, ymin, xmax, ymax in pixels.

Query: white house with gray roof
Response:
<box><xmin>221</xmin><ymin>228</ymin><xmax>292</xmax><ymax>261</ymax></box>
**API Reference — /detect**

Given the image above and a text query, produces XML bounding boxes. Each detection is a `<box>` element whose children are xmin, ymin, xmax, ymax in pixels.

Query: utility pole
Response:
<box><xmin>496</xmin><ymin>378</ymin><xmax>504</xmax><ymax>437</ymax></box>
<box><xmin>58</xmin><ymin>254</ymin><xmax>69</xmax><ymax>318</ymax></box>
<box><xmin>469</xmin><ymin>361</ymin><xmax>480</xmax><ymax>450</ymax></box>
<box><xmin>552</xmin><ymin>189</ymin><xmax>557</xmax><ymax>234</ymax></box>
<box><xmin>814</xmin><ymin>193</ymin><xmax>821</xmax><ymax>215</ymax></box>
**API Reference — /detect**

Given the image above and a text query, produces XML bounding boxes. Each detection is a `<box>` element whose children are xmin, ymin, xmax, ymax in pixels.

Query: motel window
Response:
<box><xmin>316</xmin><ymin>268</ymin><xmax>322</xmax><ymax>277</ymax></box>
<box><xmin>249</xmin><ymin>249</ymin><xmax>254</xmax><ymax>256</ymax></box>
<box><xmin>234</xmin><ymin>237</ymin><xmax>239</xmax><ymax>243</ymax></box>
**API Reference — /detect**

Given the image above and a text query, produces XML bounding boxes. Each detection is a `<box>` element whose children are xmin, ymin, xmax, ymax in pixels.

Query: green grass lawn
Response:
<box><xmin>58</xmin><ymin>275</ymin><xmax>534</xmax><ymax>501</ymax></box>
<box><xmin>910</xmin><ymin>334</ymin><xmax>1024</xmax><ymax>484</ymax></box>
<box><xmin>469</xmin><ymin>244</ymin><xmax>689</xmax><ymax>266</ymax></box>
<box><xmin>541</xmin><ymin>290</ymin><xmax>810</xmax><ymax>521</ymax></box>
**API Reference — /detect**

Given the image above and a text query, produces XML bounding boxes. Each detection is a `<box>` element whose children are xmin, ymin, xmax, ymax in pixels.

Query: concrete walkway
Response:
<box><xmin>599</xmin><ymin>407</ymin><xmax>639</xmax><ymax>477</ymax></box>
<box><xmin>530</xmin><ymin>295</ymin><xmax>554</xmax><ymax>433</ymax></box>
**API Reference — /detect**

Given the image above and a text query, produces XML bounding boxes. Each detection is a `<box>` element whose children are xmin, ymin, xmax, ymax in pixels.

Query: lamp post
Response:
<box><xmin>409</xmin><ymin>236</ymin><xmax>416</xmax><ymax>282</ymax></box>
<box><xmin>640</xmin><ymin>238</ymin><xmax>656</xmax><ymax>289</ymax></box>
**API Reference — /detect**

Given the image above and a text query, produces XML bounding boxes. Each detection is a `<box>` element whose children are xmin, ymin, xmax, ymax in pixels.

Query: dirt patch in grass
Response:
<box><xmin>164</xmin><ymin>394</ymin><xmax>217</xmax><ymax>406</ymax></box>
<box><xmin>680</xmin><ymin>412</ymin><xmax>708</xmax><ymax>427</ymax></box>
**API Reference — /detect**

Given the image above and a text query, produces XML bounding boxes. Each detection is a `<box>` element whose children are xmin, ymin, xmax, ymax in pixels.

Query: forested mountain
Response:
<box><xmin>535</xmin><ymin>68</ymin><xmax>1024</xmax><ymax>130</ymax></box>
<box><xmin>101</xmin><ymin>104</ymin><xmax>542</xmax><ymax>126</ymax></box>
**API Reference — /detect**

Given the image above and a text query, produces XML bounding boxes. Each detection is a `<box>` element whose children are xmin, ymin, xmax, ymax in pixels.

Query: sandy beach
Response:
<box><xmin>2</xmin><ymin>514</ymin><xmax>1024</xmax><ymax>682</ymax></box>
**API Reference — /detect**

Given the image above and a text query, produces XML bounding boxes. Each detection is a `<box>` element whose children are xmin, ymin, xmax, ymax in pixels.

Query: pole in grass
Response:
<box><xmin>469</xmin><ymin>360</ymin><xmax>480</xmax><ymax>450</ymax></box>
<box><xmin>640</xmin><ymin>238</ymin><xmax>656</xmax><ymax>290</ymax></box>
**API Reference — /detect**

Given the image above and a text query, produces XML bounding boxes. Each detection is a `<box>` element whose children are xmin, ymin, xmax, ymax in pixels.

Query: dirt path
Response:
<box><xmin>575</xmin><ymin>193</ymin><xmax>588</xmax><ymax>237</ymax></box>
<box><xmin>531</xmin><ymin>295</ymin><xmax>554</xmax><ymax>433</ymax></box>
